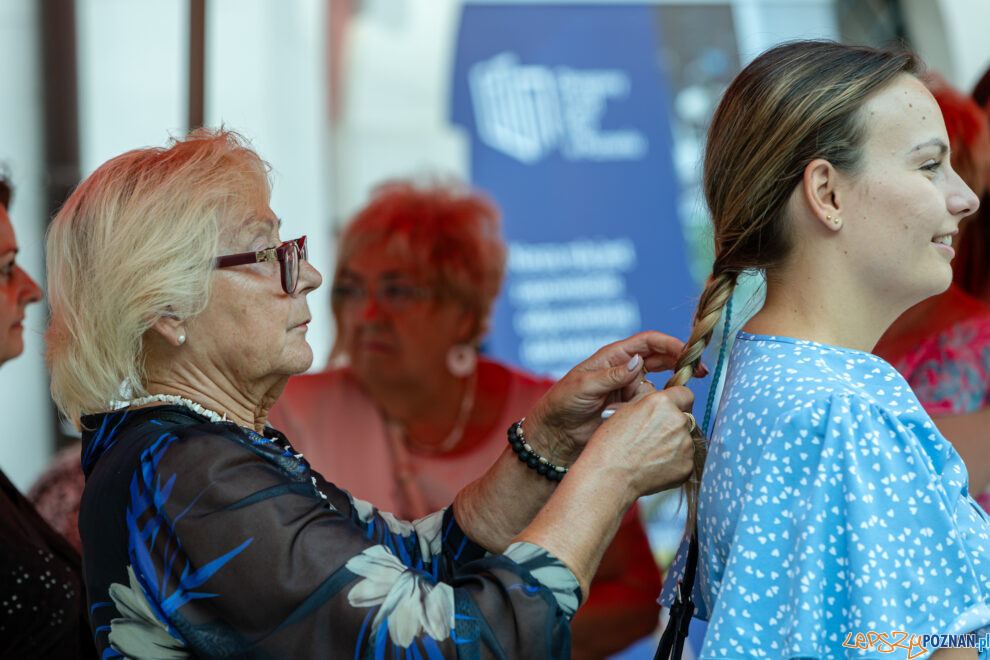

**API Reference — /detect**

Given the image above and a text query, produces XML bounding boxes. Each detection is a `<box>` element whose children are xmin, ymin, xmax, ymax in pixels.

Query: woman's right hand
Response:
<box><xmin>578</xmin><ymin>386</ymin><xmax>697</xmax><ymax>500</ymax></box>
<box><xmin>522</xmin><ymin>331</ymin><xmax>701</xmax><ymax>467</ymax></box>
<box><xmin>511</xmin><ymin>381</ymin><xmax>696</xmax><ymax>599</ymax></box>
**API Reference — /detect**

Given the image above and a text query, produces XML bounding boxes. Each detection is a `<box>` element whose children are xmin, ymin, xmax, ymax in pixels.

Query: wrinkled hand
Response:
<box><xmin>523</xmin><ymin>331</ymin><xmax>705</xmax><ymax>465</ymax></box>
<box><xmin>580</xmin><ymin>387</ymin><xmax>697</xmax><ymax>498</ymax></box>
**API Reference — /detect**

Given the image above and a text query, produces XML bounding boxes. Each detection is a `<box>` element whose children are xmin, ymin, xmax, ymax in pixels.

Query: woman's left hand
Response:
<box><xmin>523</xmin><ymin>331</ymin><xmax>705</xmax><ymax>465</ymax></box>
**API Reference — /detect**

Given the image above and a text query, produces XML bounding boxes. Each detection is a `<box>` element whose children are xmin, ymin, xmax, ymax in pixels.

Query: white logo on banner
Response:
<box><xmin>468</xmin><ymin>52</ymin><xmax>648</xmax><ymax>164</ymax></box>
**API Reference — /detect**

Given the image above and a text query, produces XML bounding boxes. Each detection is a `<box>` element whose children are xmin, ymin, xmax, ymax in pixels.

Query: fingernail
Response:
<box><xmin>626</xmin><ymin>354</ymin><xmax>641</xmax><ymax>371</ymax></box>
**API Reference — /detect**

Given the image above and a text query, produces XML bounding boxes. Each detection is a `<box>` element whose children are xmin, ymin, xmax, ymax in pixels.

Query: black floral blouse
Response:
<box><xmin>79</xmin><ymin>405</ymin><xmax>581</xmax><ymax>658</ymax></box>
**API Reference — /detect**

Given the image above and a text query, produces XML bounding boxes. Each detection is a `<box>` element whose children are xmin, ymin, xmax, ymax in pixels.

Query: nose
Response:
<box><xmin>359</xmin><ymin>290</ymin><xmax>385</xmax><ymax>321</ymax></box>
<box><xmin>297</xmin><ymin>259</ymin><xmax>322</xmax><ymax>295</ymax></box>
<box><xmin>948</xmin><ymin>170</ymin><xmax>980</xmax><ymax>218</ymax></box>
<box><xmin>16</xmin><ymin>265</ymin><xmax>42</xmax><ymax>306</ymax></box>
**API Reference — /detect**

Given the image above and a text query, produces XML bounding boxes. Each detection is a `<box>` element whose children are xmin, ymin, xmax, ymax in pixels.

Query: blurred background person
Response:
<box><xmin>960</xmin><ymin>64</ymin><xmax>990</xmax><ymax>305</ymax></box>
<box><xmin>0</xmin><ymin>172</ymin><xmax>93</xmax><ymax>658</ymax></box>
<box><xmin>270</xmin><ymin>179</ymin><xmax>665</xmax><ymax>659</ymax></box>
<box><xmin>27</xmin><ymin>431</ymin><xmax>84</xmax><ymax>553</ymax></box>
<box><xmin>873</xmin><ymin>74</ymin><xmax>990</xmax><ymax>508</ymax></box>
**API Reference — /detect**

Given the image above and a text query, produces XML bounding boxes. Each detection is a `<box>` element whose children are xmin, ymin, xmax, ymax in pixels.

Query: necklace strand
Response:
<box><xmin>403</xmin><ymin>370</ymin><xmax>477</xmax><ymax>456</ymax></box>
<box><xmin>112</xmin><ymin>394</ymin><xmax>228</xmax><ymax>423</ymax></box>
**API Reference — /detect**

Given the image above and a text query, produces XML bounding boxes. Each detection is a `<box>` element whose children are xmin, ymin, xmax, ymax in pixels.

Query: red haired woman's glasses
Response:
<box><xmin>215</xmin><ymin>236</ymin><xmax>308</xmax><ymax>294</ymax></box>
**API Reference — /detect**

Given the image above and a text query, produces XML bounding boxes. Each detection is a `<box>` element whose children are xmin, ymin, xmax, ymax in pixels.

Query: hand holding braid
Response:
<box><xmin>664</xmin><ymin>270</ymin><xmax>737</xmax><ymax>526</ymax></box>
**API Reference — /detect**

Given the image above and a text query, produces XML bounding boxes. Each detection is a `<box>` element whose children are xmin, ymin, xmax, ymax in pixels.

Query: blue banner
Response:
<box><xmin>451</xmin><ymin>4</ymin><xmax>700</xmax><ymax>383</ymax></box>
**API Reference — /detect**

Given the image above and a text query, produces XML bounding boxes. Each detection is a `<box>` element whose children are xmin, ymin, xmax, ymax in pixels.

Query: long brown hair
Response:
<box><xmin>665</xmin><ymin>41</ymin><xmax>919</xmax><ymax>524</ymax></box>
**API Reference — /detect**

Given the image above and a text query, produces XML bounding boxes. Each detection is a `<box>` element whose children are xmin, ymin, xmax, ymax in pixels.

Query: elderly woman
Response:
<box><xmin>45</xmin><ymin>129</ymin><xmax>697</xmax><ymax>658</ymax></box>
<box><xmin>269</xmin><ymin>180</ymin><xmax>664</xmax><ymax>658</ymax></box>
<box><xmin>0</xmin><ymin>173</ymin><xmax>92</xmax><ymax>658</ymax></box>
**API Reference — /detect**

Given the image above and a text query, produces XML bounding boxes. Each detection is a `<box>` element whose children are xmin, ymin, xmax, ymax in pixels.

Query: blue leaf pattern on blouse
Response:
<box><xmin>125</xmin><ymin>429</ymin><xmax>252</xmax><ymax>635</ymax></box>
<box><xmin>78</xmin><ymin>406</ymin><xmax>580</xmax><ymax>658</ymax></box>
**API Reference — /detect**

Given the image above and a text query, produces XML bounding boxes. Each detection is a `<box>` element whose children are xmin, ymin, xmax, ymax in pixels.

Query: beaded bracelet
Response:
<box><xmin>507</xmin><ymin>420</ymin><xmax>568</xmax><ymax>482</ymax></box>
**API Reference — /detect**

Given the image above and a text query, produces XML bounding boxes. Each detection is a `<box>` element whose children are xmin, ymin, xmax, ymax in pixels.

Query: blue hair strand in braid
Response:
<box><xmin>702</xmin><ymin>295</ymin><xmax>732</xmax><ymax>437</ymax></box>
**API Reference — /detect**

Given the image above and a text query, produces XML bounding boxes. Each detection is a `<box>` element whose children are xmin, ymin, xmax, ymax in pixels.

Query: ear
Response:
<box><xmin>802</xmin><ymin>158</ymin><xmax>843</xmax><ymax>232</ymax></box>
<box><xmin>151</xmin><ymin>314</ymin><xmax>187</xmax><ymax>347</ymax></box>
<box><xmin>454</xmin><ymin>305</ymin><xmax>479</xmax><ymax>345</ymax></box>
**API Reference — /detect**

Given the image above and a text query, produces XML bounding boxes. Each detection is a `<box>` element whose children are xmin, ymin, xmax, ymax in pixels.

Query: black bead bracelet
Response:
<box><xmin>507</xmin><ymin>420</ymin><xmax>567</xmax><ymax>482</ymax></box>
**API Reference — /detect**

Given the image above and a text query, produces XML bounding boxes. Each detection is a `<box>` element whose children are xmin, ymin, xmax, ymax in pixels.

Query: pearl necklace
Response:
<box><xmin>112</xmin><ymin>394</ymin><xmax>228</xmax><ymax>423</ymax></box>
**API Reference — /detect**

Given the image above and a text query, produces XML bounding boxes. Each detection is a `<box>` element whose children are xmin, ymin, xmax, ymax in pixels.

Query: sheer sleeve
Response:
<box><xmin>104</xmin><ymin>424</ymin><xmax>580</xmax><ymax>659</ymax></box>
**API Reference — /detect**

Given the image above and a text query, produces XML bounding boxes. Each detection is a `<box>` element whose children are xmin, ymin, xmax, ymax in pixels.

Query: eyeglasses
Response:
<box><xmin>215</xmin><ymin>236</ymin><xmax>308</xmax><ymax>294</ymax></box>
<box><xmin>331</xmin><ymin>280</ymin><xmax>433</xmax><ymax>313</ymax></box>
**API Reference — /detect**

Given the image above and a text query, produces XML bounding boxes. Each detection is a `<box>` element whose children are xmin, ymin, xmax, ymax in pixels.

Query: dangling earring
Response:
<box><xmin>446</xmin><ymin>343</ymin><xmax>477</xmax><ymax>378</ymax></box>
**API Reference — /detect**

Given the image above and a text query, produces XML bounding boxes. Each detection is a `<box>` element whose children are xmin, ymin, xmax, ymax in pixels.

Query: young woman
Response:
<box><xmin>663</xmin><ymin>41</ymin><xmax>990</xmax><ymax>657</ymax></box>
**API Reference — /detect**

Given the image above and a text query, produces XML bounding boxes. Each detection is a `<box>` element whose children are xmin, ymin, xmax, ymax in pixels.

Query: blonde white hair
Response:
<box><xmin>45</xmin><ymin>128</ymin><xmax>270</xmax><ymax>424</ymax></box>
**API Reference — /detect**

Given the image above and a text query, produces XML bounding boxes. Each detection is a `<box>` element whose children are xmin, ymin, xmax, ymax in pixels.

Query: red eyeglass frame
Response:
<box><xmin>215</xmin><ymin>236</ymin><xmax>307</xmax><ymax>294</ymax></box>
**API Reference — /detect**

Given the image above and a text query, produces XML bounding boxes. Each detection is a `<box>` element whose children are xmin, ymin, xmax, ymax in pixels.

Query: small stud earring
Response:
<box><xmin>177</xmin><ymin>334</ymin><xmax>186</xmax><ymax>345</ymax></box>
<box><xmin>832</xmin><ymin>215</ymin><xmax>841</xmax><ymax>225</ymax></box>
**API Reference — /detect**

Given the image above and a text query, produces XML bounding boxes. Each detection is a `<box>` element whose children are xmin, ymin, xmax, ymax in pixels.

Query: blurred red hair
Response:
<box><xmin>332</xmin><ymin>179</ymin><xmax>507</xmax><ymax>346</ymax></box>
<box><xmin>927</xmin><ymin>74</ymin><xmax>990</xmax><ymax>299</ymax></box>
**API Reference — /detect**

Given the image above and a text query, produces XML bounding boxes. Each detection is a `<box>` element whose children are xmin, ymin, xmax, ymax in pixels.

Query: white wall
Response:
<box><xmin>78</xmin><ymin>0</ymin><xmax>334</xmax><ymax>369</ymax></box>
<box><xmin>333</xmin><ymin>0</ymin><xmax>466</xmax><ymax>223</ymax></box>
<box><xmin>731</xmin><ymin>0</ymin><xmax>838</xmax><ymax>65</ymax></box>
<box><xmin>77</xmin><ymin>0</ymin><xmax>187</xmax><ymax>175</ymax></box>
<box><xmin>207</xmin><ymin>0</ymin><xmax>333</xmax><ymax>367</ymax></box>
<box><xmin>903</xmin><ymin>0</ymin><xmax>990</xmax><ymax>92</ymax></box>
<box><xmin>78</xmin><ymin>1</ymin><xmax>333</xmax><ymax>368</ymax></box>
<box><xmin>0</xmin><ymin>0</ymin><xmax>333</xmax><ymax>490</ymax></box>
<box><xmin>0</xmin><ymin>1</ymin><xmax>52</xmax><ymax>490</ymax></box>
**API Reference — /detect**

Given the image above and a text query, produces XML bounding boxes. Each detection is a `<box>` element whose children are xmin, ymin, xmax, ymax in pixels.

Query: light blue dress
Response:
<box><xmin>663</xmin><ymin>332</ymin><xmax>990</xmax><ymax>658</ymax></box>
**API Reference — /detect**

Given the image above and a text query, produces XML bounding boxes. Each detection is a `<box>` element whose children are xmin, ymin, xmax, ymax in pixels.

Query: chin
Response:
<box><xmin>284</xmin><ymin>345</ymin><xmax>314</xmax><ymax>375</ymax></box>
<box><xmin>906</xmin><ymin>269</ymin><xmax>953</xmax><ymax>308</ymax></box>
<box><xmin>931</xmin><ymin>264</ymin><xmax>954</xmax><ymax>295</ymax></box>
<box><xmin>0</xmin><ymin>338</ymin><xmax>23</xmax><ymax>366</ymax></box>
<box><xmin>350</xmin><ymin>357</ymin><xmax>401</xmax><ymax>389</ymax></box>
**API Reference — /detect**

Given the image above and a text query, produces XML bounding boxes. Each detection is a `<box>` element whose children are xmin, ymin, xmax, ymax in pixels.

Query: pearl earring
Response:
<box><xmin>177</xmin><ymin>334</ymin><xmax>186</xmax><ymax>345</ymax></box>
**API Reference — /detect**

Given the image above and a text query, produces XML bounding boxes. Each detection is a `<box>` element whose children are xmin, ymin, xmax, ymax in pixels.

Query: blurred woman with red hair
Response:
<box><xmin>873</xmin><ymin>74</ymin><xmax>990</xmax><ymax>508</ymax></box>
<box><xmin>270</xmin><ymin>180</ymin><xmax>665</xmax><ymax>659</ymax></box>
<box><xmin>958</xmin><ymin>67</ymin><xmax>990</xmax><ymax>303</ymax></box>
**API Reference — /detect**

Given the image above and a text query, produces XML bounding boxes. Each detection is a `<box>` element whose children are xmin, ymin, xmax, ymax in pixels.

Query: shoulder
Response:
<box><xmin>85</xmin><ymin>409</ymin><xmax>262</xmax><ymax>476</ymax></box>
<box><xmin>280</xmin><ymin>367</ymin><xmax>354</xmax><ymax>399</ymax></box>
<box><xmin>765</xmin><ymin>390</ymin><xmax>940</xmax><ymax>472</ymax></box>
<box><xmin>273</xmin><ymin>367</ymin><xmax>372</xmax><ymax>423</ymax></box>
<box><xmin>725</xmin><ymin>334</ymin><xmax>917</xmax><ymax>417</ymax></box>
<box><xmin>479</xmin><ymin>356</ymin><xmax>555</xmax><ymax>391</ymax></box>
<box><xmin>944</xmin><ymin>284</ymin><xmax>990</xmax><ymax>321</ymax></box>
<box><xmin>99</xmin><ymin>412</ymin><xmax>355</xmax><ymax>511</ymax></box>
<box><xmin>912</xmin><ymin>288</ymin><xmax>990</xmax><ymax>354</ymax></box>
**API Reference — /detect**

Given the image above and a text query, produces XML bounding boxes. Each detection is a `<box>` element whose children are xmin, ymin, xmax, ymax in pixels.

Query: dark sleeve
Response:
<box><xmin>101</xmin><ymin>426</ymin><xmax>579</xmax><ymax>659</ymax></box>
<box><xmin>0</xmin><ymin>470</ymin><xmax>94</xmax><ymax>659</ymax></box>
